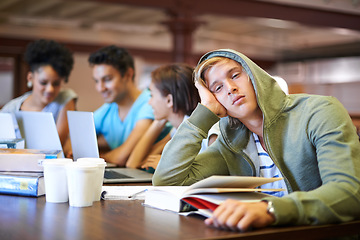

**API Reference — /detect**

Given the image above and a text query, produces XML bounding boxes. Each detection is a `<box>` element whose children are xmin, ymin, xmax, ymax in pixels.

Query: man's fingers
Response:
<box><xmin>205</xmin><ymin>201</ymin><xmax>275</xmax><ymax>232</ymax></box>
<box><xmin>194</xmin><ymin>79</ymin><xmax>205</xmax><ymax>88</ymax></box>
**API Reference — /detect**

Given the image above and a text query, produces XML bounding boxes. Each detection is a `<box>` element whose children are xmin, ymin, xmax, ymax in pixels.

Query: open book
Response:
<box><xmin>143</xmin><ymin>175</ymin><xmax>284</xmax><ymax>216</ymax></box>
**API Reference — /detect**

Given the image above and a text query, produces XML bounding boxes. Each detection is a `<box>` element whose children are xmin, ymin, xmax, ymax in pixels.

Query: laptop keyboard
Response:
<box><xmin>104</xmin><ymin>170</ymin><xmax>132</xmax><ymax>179</ymax></box>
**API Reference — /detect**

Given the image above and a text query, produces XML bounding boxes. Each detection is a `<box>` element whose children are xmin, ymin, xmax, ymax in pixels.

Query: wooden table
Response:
<box><xmin>0</xmin><ymin>194</ymin><xmax>359</xmax><ymax>240</ymax></box>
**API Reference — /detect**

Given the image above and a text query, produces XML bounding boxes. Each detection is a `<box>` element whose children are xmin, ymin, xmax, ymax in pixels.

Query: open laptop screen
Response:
<box><xmin>0</xmin><ymin>113</ymin><xmax>16</xmax><ymax>138</ymax></box>
<box><xmin>67</xmin><ymin>111</ymin><xmax>99</xmax><ymax>161</ymax></box>
<box><xmin>15</xmin><ymin>111</ymin><xmax>64</xmax><ymax>157</ymax></box>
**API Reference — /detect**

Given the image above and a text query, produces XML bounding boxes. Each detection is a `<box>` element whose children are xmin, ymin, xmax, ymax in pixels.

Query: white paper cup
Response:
<box><xmin>66</xmin><ymin>162</ymin><xmax>98</xmax><ymax>207</ymax></box>
<box><xmin>77</xmin><ymin>158</ymin><xmax>106</xmax><ymax>201</ymax></box>
<box><xmin>42</xmin><ymin>158</ymin><xmax>73</xmax><ymax>203</ymax></box>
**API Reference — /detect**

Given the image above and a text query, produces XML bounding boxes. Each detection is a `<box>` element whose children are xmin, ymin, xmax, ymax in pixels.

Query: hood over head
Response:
<box><xmin>197</xmin><ymin>49</ymin><xmax>287</xmax><ymax>129</ymax></box>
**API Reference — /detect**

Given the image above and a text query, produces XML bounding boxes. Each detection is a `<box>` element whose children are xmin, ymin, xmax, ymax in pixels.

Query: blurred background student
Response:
<box><xmin>88</xmin><ymin>45</ymin><xmax>170</xmax><ymax>166</ymax></box>
<box><xmin>126</xmin><ymin>63</ymin><xmax>219</xmax><ymax>172</ymax></box>
<box><xmin>0</xmin><ymin>39</ymin><xmax>77</xmax><ymax>156</ymax></box>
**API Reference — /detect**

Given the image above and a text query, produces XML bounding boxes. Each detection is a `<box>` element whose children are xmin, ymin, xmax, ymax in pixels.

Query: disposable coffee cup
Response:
<box><xmin>77</xmin><ymin>158</ymin><xmax>107</xmax><ymax>201</ymax></box>
<box><xmin>66</xmin><ymin>162</ymin><xmax>98</xmax><ymax>207</ymax></box>
<box><xmin>42</xmin><ymin>158</ymin><xmax>73</xmax><ymax>203</ymax></box>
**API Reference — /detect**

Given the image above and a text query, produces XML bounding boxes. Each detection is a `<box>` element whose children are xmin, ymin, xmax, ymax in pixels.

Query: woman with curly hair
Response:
<box><xmin>1</xmin><ymin>39</ymin><xmax>77</xmax><ymax>155</ymax></box>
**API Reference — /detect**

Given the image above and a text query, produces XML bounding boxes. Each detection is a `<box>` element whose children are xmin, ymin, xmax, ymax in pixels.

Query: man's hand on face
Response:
<box><xmin>195</xmin><ymin>80</ymin><xmax>227</xmax><ymax>118</ymax></box>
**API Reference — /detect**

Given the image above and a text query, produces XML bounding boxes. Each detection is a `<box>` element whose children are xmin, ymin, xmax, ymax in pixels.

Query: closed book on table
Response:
<box><xmin>0</xmin><ymin>171</ymin><xmax>45</xmax><ymax>197</ymax></box>
<box><xmin>144</xmin><ymin>176</ymin><xmax>284</xmax><ymax>217</ymax></box>
<box><xmin>0</xmin><ymin>148</ymin><xmax>62</xmax><ymax>172</ymax></box>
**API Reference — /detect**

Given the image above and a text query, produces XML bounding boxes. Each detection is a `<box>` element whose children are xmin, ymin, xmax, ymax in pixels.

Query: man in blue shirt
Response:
<box><xmin>88</xmin><ymin>45</ymin><xmax>161</xmax><ymax>166</ymax></box>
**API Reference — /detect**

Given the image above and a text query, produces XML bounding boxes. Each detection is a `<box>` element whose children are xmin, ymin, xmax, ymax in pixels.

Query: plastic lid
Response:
<box><xmin>42</xmin><ymin>158</ymin><xmax>73</xmax><ymax>166</ymax></box>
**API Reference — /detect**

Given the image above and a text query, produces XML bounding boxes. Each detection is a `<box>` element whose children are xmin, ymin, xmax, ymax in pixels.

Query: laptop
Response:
<box><xmin>67</xmin><ymin>111</ymin><xmax>153</xmax><ymax>183</ymax></box>
<box><xmin>0</xmin><ymin>112</ymin><xmax>16</xmax><ymax>138</ymax></box>
<box><xmin>67</xmin><ymin>111</ymin><xmax>99</xmax><ymax>161</ymax></box>
<box><xmin>15</xmin><ymin>111</ymin><xmax>64</xmax><ymax>157</ymax></box>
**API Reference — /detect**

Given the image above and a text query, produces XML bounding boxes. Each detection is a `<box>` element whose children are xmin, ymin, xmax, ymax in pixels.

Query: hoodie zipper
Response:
<box><xmin>238</xmin><ymin>150</ymin><xmax>257</xmax><ymax>177</ymax></box>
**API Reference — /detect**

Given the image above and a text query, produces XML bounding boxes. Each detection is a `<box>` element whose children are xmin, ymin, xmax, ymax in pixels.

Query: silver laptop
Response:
<box><xmin>67</xmin><ymin>110</ymin><xmax>153</xmax><ymax>183</ymax></box>
<box><xmin>15</xmin><ymin>111</ymin><xmax>64</xmax><ymax>157</ymax></box>
<box><xmin>67</xmin><ymin>111</ymin><xmax>99</xmax><ymax>161</ymax></box>
<box><xmin>0</xmin><ymin>112</ymin><xmax>16</xmax><ymax>138</ymax></box>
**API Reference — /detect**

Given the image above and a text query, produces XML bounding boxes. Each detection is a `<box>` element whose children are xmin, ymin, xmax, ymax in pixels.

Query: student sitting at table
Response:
<box><xmin>88</xmin><ymin>45</ymin><xmax>170</xmax><ymax>166</ymax></box>
<box><xmin>153</xmin><ymin>49</ymin><xmax>360</xmax><ymax>231</ymax></box>
<box><xmin>0</xmin><ymin>39</ymin><xmax>77</xmax><ymax>156</ymax></box>
<box><xmin>126</xmin><ymin>63</ymin><xmax>219</xmax><ymax>172</ymax></box>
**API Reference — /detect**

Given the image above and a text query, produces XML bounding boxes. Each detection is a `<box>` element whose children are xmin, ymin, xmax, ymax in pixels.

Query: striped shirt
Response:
<box><xmin>253</xmin><ymin>133</ymin><xmax>288</xmax><ymax>197</ymax></box>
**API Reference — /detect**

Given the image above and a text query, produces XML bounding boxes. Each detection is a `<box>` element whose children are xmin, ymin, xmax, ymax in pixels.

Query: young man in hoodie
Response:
<box><xmin>153</xmin><ymin>49</ymin><xmax>360</xmax><ymax>231</ymax></box>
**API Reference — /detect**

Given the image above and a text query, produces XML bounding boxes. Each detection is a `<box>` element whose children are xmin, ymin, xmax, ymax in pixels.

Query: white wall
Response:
<box><xmin>64</xmin><ymin>53</ymin><xmax>102</xmax><ymax>112</ymax></box>
<box><xmin>303</xmin><ymin>82</ymin><xmax>360</xmax><ymax>114</ymax></box>
<box><xmin>0</xmin><ymin>72</ymin><xmax>14</xmax><ymax>106</ymax></box>
<box><xmin>0</xmin><ymin>57</ymin><xmax>14</xmax><ymax>106</ymax></box>
<box><xmin>272</xmin><ymin>57</ymin><xmax>360</xmax><ymax>114</ymax></box>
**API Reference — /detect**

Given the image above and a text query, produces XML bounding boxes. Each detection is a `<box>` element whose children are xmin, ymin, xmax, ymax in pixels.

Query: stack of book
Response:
<box><xmin>0</xmin><ymin>171</ymin><xmax>45</xmax><ymax>197</ymax></box>
<box><xmin>0</xmin><ymin>148</ymin><xmax>62</xmax><ymax>197</ymax></box>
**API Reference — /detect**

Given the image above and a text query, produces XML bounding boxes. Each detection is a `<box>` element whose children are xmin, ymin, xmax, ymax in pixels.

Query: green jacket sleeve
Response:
<box><xmin>153</xmin><ymin>104</ymin><xmax>229</xmax><ymax>186</ymax></box>
<box><xmin>264</xmin><ymin>97</ymin><xmax>360</xmax><ymax>226</ymax></box>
